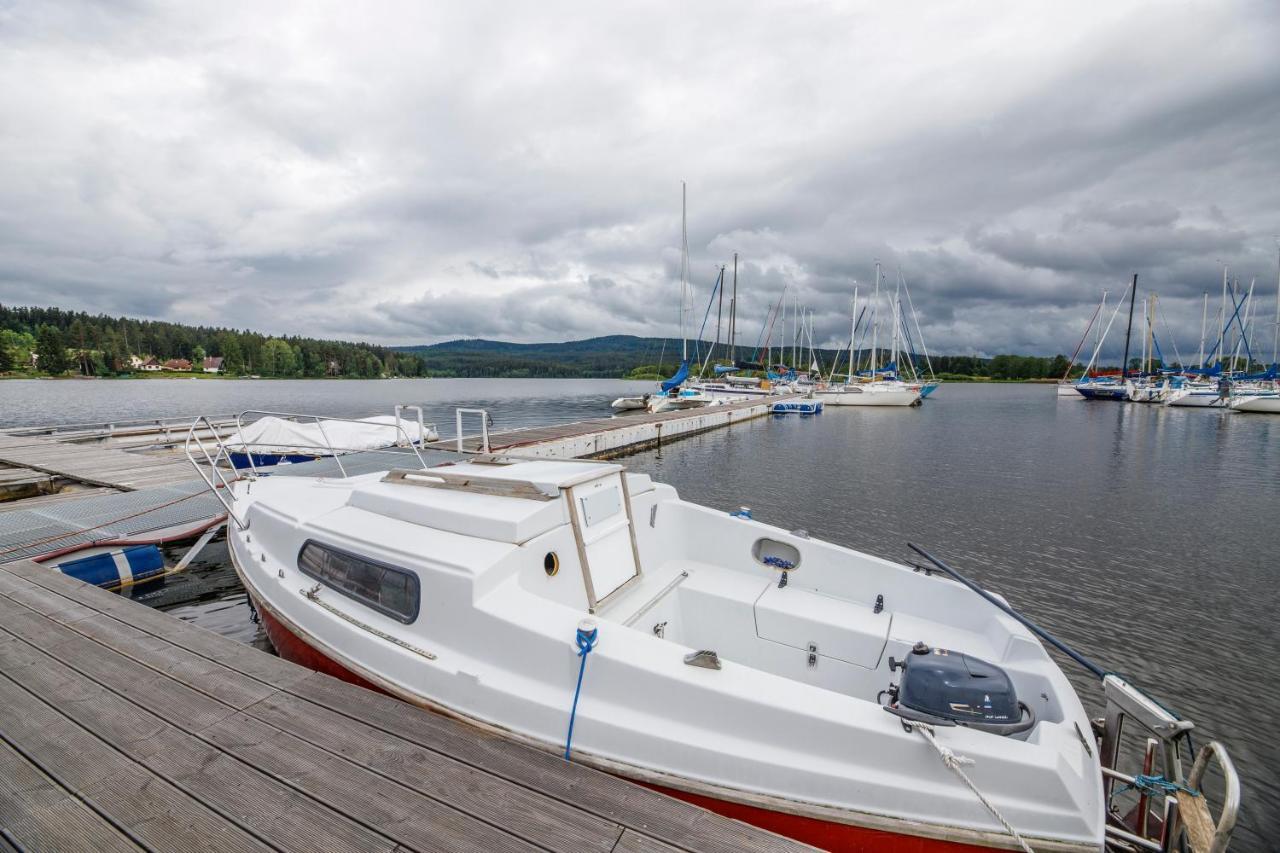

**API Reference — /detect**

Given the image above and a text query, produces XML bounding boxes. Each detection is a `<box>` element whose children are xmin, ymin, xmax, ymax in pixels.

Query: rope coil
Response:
<box><xmin>563</xmin><ymin>621</ymin><xmax>598</xmax><ymax>761</ymax></box>
<box><xmin>911</xmin><ymin>722</ymin><xmax>1035</xmax><ymax>853</ymax></box>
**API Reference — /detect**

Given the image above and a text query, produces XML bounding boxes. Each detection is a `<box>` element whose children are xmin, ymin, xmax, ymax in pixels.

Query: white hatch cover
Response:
<box><xmin>755</xmin><ymin>585</ymin><xmax>890</xmax><ymax>669</ymax></box>
<box><xmin>569</xmin><ymin>472</ymin><xmax>639</xmax><ymax>606</ymax></box>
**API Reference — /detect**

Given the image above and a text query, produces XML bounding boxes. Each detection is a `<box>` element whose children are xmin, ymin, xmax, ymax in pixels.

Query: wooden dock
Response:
<box><xmin>475</xmin><ymin>395</ymin><xmax>787</xmax><ymax>458</ymax></box>
<box><xmin>0</xmin><ymin>557</ymin><xmax>807</xmax><ymax>852</ymax></box>
<box><xmin>0</xmin><ymin>432</ymin><xmax>202</xmax><ymax>491</ymax></box>
<box><xmin>0</xmin><ymin>397</ymin><xmax>791</xmax><ymax>561</ymax></box>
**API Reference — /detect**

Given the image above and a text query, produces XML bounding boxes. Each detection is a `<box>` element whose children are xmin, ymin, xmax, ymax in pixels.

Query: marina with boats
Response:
<box><xmin>1059</xmin><ymin>263</ymin><xmax>1280</xmax><ymax>412</ymax></box>
<box><xmin>1</xmin><ymin>184</ymin><xmax>1276</xmax><ymax>851</ymax></box>
<box><xmin>0</xmin><ymin>376</ymin><xmax>1263</xmax><ymax>851</ymax></box>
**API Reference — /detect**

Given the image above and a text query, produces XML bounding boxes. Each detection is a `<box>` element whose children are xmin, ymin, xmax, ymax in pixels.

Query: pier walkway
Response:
<box><xmin>0</xmin><ymin>397</ymin><xmax>789</xmax><ymax>562</ymax></box>
<box><xmin>469</xmin><ymin>395</ymin><xmax>785</xmax><ymax>458</ymax></box>
<box><xmin>0</xmin><ymin>557</ymin><xmax>805</xmax><ymax>852</ymax></box>
<box><xmin>0</xmin><ymin>431</ymin><xmax>202</xmax><ymax>491</ymax></box>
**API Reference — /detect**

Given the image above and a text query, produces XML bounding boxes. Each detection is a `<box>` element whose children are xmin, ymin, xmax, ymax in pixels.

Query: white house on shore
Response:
<box><xmin>203</xmin><ymin>356</ymin><xmax>224</xmax><ymax>373</ymax></box>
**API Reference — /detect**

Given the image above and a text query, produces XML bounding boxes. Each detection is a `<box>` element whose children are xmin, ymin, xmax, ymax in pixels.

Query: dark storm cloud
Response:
<box><xmin>1</xmin><ymin>1</ymin><xmax>1278</xmax><ymax>358</ymax></box>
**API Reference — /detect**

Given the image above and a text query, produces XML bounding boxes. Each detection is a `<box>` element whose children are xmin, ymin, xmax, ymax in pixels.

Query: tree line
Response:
<box><xmin>0</xmin><ymin>304</ymin><xmax>428</xmax><ymax>378</ymax></box>
<box><xmin>0</xmin><ymin>303</ymin><xmax>1090</xmax><ymax>381</ymax></box>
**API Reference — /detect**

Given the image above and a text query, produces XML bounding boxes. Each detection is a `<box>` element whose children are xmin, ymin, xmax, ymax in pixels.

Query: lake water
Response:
<box><xmin>2</xmin><ymin>378</ymin><xmax>1276</xmax><ymax>848</ymax></box>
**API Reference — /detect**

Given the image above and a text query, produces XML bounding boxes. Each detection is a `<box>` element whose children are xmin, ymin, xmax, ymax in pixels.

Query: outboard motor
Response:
<box><xmin>883</xmin><ymin>642</ymin><xmax>1035</xmax><ymax>736</ymax></box>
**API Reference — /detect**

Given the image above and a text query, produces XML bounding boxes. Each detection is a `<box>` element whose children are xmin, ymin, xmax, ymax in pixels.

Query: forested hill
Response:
<box><xmin>0</xmin><ymin>303</ymin><xmax>1076</xmax><ymax>380</ymax></box>
<box><xmin>397</xmin><ymin>336</ymin><xmax>1076</xmax><ymax>380</ymax></box>
<box><xmin>0</xmin><ymin>304</ymin><xmax>427</xmax><ymax>377</ymax></box>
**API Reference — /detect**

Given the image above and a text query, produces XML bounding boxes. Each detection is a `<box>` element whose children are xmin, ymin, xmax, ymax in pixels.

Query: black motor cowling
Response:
<box><xmin>891</xmin><ymin>645</ymin><xmax>1034</xmax><ymax>735</ymax></box>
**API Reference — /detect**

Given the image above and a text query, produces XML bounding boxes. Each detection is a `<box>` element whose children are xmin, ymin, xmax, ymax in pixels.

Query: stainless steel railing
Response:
<box><xmin>183</xmin><ymin>408</ymin><xmax>441</xmax><ymax>529</ymax></box>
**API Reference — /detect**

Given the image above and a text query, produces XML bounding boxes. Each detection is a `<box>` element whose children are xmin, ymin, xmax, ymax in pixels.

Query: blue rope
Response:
<box><xmin>1113</xmin><ymin>774</ymin><xmax>1199</xmax><ymax>799</ymax></box>
<box><xmin>762</xmin><ymin>555</ymin><xmax>796</xmax><ymax>569</ymax></box>
<box><xmin>563</xmin><ymin>624</ymin><xmax>598</xmax><ymax>761</ymax></box>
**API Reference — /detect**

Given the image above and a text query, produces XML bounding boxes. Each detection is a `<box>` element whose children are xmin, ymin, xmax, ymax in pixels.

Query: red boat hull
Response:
<box><xmin>257</xmin><ymin>603</ymin><xmax>1005</xmax><ymax>853</ymax></box>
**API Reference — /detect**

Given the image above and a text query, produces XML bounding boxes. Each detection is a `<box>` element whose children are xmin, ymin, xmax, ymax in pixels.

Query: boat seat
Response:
<box><xmin>755</xmin><ymin>584</ymin><xmax>890</xmax><ymax>669</ymax></box>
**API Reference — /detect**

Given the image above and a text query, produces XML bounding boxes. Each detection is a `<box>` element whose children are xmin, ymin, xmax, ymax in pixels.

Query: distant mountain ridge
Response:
<box><xmin>396</xmin><ymin>335</ymin><xmax>690</xmax><ymax>378</ymax></box>
<box><xmin>396</xmin><ymin>335</ymin><xmax>1076</xmax><ymax>380</ymax></box>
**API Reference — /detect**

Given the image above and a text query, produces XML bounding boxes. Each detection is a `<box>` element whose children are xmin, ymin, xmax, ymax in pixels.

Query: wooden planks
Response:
<box><xmin>0</xmin><ymin>432</ymin><xmax>202</xmax><ymax>490</ymax></box>
<box><xmin>0</xmin><ymin>558</ymin><xmax>808</xmax><ymax>853</ymax></box>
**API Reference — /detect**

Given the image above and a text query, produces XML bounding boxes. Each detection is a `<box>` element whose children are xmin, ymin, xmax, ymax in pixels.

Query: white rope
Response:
<box><xmin>912</xmin><ymin>723</ymin><xmax>1036</xmax><ymax>853</ymax></box>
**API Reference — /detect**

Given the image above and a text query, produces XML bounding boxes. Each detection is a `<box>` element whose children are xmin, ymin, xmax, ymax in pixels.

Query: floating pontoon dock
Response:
<box><xmin>0</xmin><ymin>397</ymin><xmax>789</xmax><ymax>562</ymax></box>
<box><xmin>0</xmin><ymin>556</ymin><xmax>805</xmax><ymax>852</ymax></box>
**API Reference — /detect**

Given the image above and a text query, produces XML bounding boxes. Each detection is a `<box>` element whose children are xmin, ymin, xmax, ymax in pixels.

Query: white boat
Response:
<box><xmin>816</xmin><ymin>382</ymin><xmax>921</xmax><ymax>407</ymax></box>
<box><xmin>682</xmin><ymin>380</ymin><xmax>766</xmax><ymax>401</ymax></box>
<box><xmin>1056</xmin><ymin>382</ymin><xmax>1084</xmax><ymax>398</ymax></box>
<box><xmin>646</xmin><ymin>388</ymin><xmax>714</xmax><ymax>413</ymax></box>
<box><xmin>1124</xmin><ymin>378</ymin><xmax>1174</xmax><ymax>404</ymax></box>
<box><xmin>1230</xmin><ymin>393</ymin><xmax>1280</xmax><ymax>413</ymax></box>
<box><xmin>1166</xmin><ymin>384</ymin><xmax>1230</xmax><ymax>407</ymax></box>
<box><xmin>611</xmin><ymin>395</ymin><xmax>650</xmax><ymax>411</ymax></box>
<box><xmin>189</xmin><ymin>413</ymin><xmax>1239</xmax><ymax>853</ymax></box>
<box><xmin>226</xmin><ymin>409</ymin><xmax>438</xmax><ymax>468</ymax></box>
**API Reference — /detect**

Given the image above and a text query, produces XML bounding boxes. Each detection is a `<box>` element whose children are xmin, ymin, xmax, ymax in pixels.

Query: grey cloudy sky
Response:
<box><xmin>2</xmin><ymin>1</ymin><xmax>1279</xmax><ymax>359</ymax></box>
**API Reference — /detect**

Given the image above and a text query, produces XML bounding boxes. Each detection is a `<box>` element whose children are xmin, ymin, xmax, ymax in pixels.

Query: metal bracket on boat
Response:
<box><xmin>298</xmin><ymin>585</ymin><xmax>437</xmax><ymax>661</ymax></box>
<box><xmin>807</xmin><ymin>643</ymin><xmax>818</xmax><ymax>668</ymax></box>
<box><xmin>683</xmin><ymin>650</ymin><xmax>721</xmax><ymax>670</ymax></box>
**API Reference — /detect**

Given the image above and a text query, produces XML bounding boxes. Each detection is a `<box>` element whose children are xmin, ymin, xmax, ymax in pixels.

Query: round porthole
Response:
<box><xmin>544</xmin><ymin>552</ymin><xmax>560</xmax><ymax>576</ymax></box>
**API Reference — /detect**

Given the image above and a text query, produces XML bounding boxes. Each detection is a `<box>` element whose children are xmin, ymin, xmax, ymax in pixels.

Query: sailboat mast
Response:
<box><xmin>1152</xmin><ymin>292</ymin><xmax>1162</xmax><ymax>371</ymax></box>
<box><xmin>779</xmin><ymin>296</ymin><xmax>785</xmax><ymax>369</ymax></box>
<box><xmin>1096</xmin><ymin>291</ymin><xmax>1107</xmax><ymax>357</ymax></box>
<box><xmin>1273</xmin><ymin>241</ymin><xmax>1280</xmax><ymax>365</ymax></box>
<box><xmin>730</xmin><ymin>253</ymin><xmax>738</xmax><ymax>363</ymax></box>
<box><xmin>1198</xmin><ymin>292</ymin><xmax>1208</xmax><ymax>368</ymax></box>
<box><xmin>1217</xmin><ymin>265</ymin><xmax>1228</xmax><ymax>368</ymax></box>
<box><xmin>849</xmin><ymin>284</ymin><xmax>858</xmax><ymax>383</ymax></box>
<box><xmin>892</xmin><ymin>272</ymin><xmax>901</xmax><ymax>374</ymax></box>
<box><xmin>1121</xmin><ymin>274</ymin><xmax>1137</xmax><ymax>379</ymax></box>
<box><xmin>807</xmin><ymin>310</ymin><xmax>814</xmax><ymax>370</ymax></box>
<box><xmin>1234</xmin><ymin>278</ymin><xmax>1256</xmax><ymax>371</ymax></box>
<box><xmin>1140</xmin><ymin>292</ymin><xmax>1148</xmax><ymax>375</ymax></box>
<box><xmin>714</xmin><ymin>257</ymin><xmax>724</xmax><ymax>366</ymax></box>
<box><xmin>680</xmin><ymin>181</ymin><xmax>689</xmax><ymax>362</ymax></box>
<box><xmin>793</xmin><ymin>293</ymin><xmax>799</xmax><ymax>368</ymax></box>
<box><xmin>871</xmin><ymin>262</ymin><xmax>881</xmax><ymax>373</ymax></box>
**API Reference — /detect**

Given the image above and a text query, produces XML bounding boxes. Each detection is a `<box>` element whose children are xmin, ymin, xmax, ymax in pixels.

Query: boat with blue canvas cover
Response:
<box><xmin>771</xmin><ymin>399</ymin><xmax>823</xmax><ymax>414</ymax></box>
<box><xmin>227</xmin><ymin>410</ymin><xmax>438</xmax><ymax>470</ymax></box>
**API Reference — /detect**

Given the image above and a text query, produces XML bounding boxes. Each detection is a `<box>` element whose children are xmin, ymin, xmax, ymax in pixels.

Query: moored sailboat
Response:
<box><xmin>186</xmin><ymin>414</ymin><xmax>1240</xmax><ymax>852</ymax></box>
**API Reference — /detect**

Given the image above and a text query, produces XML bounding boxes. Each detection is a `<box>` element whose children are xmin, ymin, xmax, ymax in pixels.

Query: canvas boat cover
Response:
<box><xmin>228</xmin><ymin>415</ymin><xmax>439</xmax><ymax>457</ymax></box>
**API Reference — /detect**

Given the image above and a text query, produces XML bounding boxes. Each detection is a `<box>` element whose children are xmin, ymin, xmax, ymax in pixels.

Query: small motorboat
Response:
<box><xmin>192</xmin><ymin>409</ymin><xmax>1239</xmax><ymax>853</ymax></box>
<box><xmin>770</xmin><ymin>399</ymin><xmax>823</xmax><ymax>414</ymax></box>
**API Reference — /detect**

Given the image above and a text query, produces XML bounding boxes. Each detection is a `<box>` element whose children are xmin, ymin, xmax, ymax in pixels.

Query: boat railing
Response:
<box><xmin>183</xmin><ymin>408</ymin><xmax>439</xmax><ymax>529</ymax></box>
<box><xmin>1099</xmin><ymin>674</ymin><xmax>1240</xmax><ymax>853</ymax></box>
<box><xmin>455</xmin><ymin>408</ymin><xmax>491</xmax><ymax>453</ymax></box>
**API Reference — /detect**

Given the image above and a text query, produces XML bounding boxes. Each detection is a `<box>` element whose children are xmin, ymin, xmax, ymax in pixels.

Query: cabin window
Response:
<box><xmin>297</xmin><ymin>541</ymin><xmax>420</xmax><ymax>624</ymax></box>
